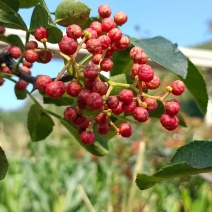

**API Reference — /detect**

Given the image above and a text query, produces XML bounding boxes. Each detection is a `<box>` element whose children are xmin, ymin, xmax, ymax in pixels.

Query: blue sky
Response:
<box><xmin>0</xmin><ymin>0</ymin><xmax>212</xmax><ymax>111</ymax></box>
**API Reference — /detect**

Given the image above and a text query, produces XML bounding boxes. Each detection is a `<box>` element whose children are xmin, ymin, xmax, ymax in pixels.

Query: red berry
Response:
<box><xmin>145</xmin><ymin>75</ymin><xmax>161</xmax><ymax>90</ymax></box>
<box><xmin>66</xmin><ymin>81</ymin><xmax>82</xmax><ymax>97</ymax></box>
<box><xmin>114</xmin><ymin>11</ymin><xmax>128</xmax><ymax>25</ymax></box>
<box><xmin>122</xmin><ymin>101</ymin><xmax>136</xmax><ymax>114</ymax></box>
<box><xmin>15</xmin><ymin>79</ymin><xmax>28</xmax><ymax>91</ymax></box>
<box><xmin>23</xmin><ymin>60</ymin><xmax>32</xmax><ymax>68</ymax></box>
<box><xmin>37</xmin><ymin>51</ymin><xmax>52</xmax><ymax>63</ymax></box>
<box><xmin>80</xmin><ymin>131</ymin><xmax>95</xmax><ymax>144</ymax></box>
<box><xmin>160</xmin><ymin>114</ymin><xmax>179</xmax><ymax>131</ymax></box>
<box><xmin>0</xmin><ymin>27</ymin><xmax>5</xmax><ymax>34</ymax></box>
<box><xmin>112</xmin><ymin>102</ymin><xmax>123</xmax><ymax>115</ymax></box>
<box><xmin>101</xmin><ymin>18</ymin><xmax>115</xmax><ymax>32</ymax></box>
<box><xmin>118</xmin><ymin>89</ymin><xmax>134</xmax><ymax>104</ymax></box>
<box><xmin>86</xmin><ymin>39</ymin><xmax>102</xmax><ymax>54</ymax></box>
<box><xmin>20</xmin><ymin>66</ymin><xmax>31</xmax><ymax>75</ymax></box>
<box><xmin>24</xmin><ymin>50</ymin><xmax>39</xmax><ymax>63</ymax></box>
<box><xmin>115</xmin><ymin>35</ymin><xmax>130</xmax><ymax>50</ymax></box>
<box><xmin>92</xmin><ymin>54</ymin><xmax>102</xmax><ymax>64</ymax></box>
<box><xmin>171</xmin><ymin>80</ymin><xmax>185</xmax><ymax>96</ymax></box>
<box><xmin>131</xmin><ymin>63</ymin><xmax>141</xmax><ymax>79</ymax></box>
<box><xmin>108</xmin><ymin>28</ymin><xmax>122</xmax><ymax>42</ymax></box>
<box><xmin>119</xmin><ymin>123</ymin><xmax>132</xmax><ymax>137</ymax></box>
<box><xmin>36</xmin><ymin>75</ymin><xmax>52</xmax><ymax>92</ymax></box>
<box><xmin>98</xmin><ymin>123</ymin><xmax>110</xmax><ymax>134</ymax></box>
<box><xmin>1</xmin><ymin>66</ymin><xmax>11</xmax><ymax>74</ymax></box>
<box><xmin>98</xmin><ymin>4</ymin><xmax>112</xmax><ymax>18</ymax></box>
<box><xmin>143</xmin><ymin>98</ymin><xmax>158</xmax><ymax>112</ymax></box>
<box><xmin>66</xmin><ymin>24</ymin><xmax>82</xmax><ymax>39</ymax></box>
<box><xmin>90</xmin><ymin>21</ymin><xmax>102</xmax><ymax>35</ymax></box>
<box><xmin>77</xmin><ymin>89</ymin><xmax>91</xmax><ymax>106</ymax></box>
<box><xmin>63</xmin><ymin>107</ymin><xmax>77</xmax><ymax>122</ymax></box>
<box><xmin>34</xmin><ymin>26</ymin><xmax>48</xmax><ymax>42</ymax></box>
<box><xmin>133</xmin><ymin>51</ymin><xmax>148</xmax><ymax>64</ymax></box>
<box><xmin>73</xmin><ymin>115</ymin><xmax>90</xmax><ymax>128</ymax></box>
<box><xmin>9</xmin><ymin>46</ymin><xmax>22</xmax><ymax>59</ymax></box>
<box><xmin>165</xmin><ymin>101</ymin><xmax>180</xmax><ymax>116</ymax></box>
<box><xmin>26</xmin><ymin>40</ymin><xmax>38</xmax><ymax>50</ymax></box>
<box><xmin>130</xmin><ymin>47</ymin><xmax>143</xmax><ymax>59</ymax></box>
<box><xmin>106</xmin><ymin>96</ymin><xmax>119</xmax><ymax>109</ymax></box>
<box><xmin>0</xmin><ymin>77</ymin><xmax>5</xmax><ymax>86</ymax></box>
<box><xmin>100</xmin><ymin>58</ymin><xmax>113</xmax><ymax>72</ymax></box>
<box><xmin>98</xmin><ymin>35</ymin><xmax>111</xmax><ymax>50</ymax></box>
<box><xmin>59</xmin><ymin>36</ymin><xmax>78</xmax><ymax>55</ymax></box>
<box><xmin>86</xmin><ymin>92</ymin><xmax>104</xmax><ymax>110</ymax></box>
<box><xmin>133</xmin><ymin>107</ymin><xmax>149</xmax><ymax>122</ymax></box>
<box><xmin>92</xmin><ymin>80</ymin><xmax>108</xmax><ymax>96</ymax></box>
<box><xmin>84</xmin><ymin>79</ymin><xmax>97</xmax><ymax>90</ymax></box>
<box><xmin>138</xmin><ymin>64</ymin><xmax>154</xmax><ymax>82</ymax></box>
<box><xmin>95</xmin><ymin>112</ymin><xmax>109</xmax><ymax>124</ymax></box>
<box><xmin>83</xmin><ymin>65</ymin><xmax>99</xmax><ymax>80</ymax></box>
<box><xmin>46</xmin><ymin>81</ymin><xmax>65</xmax><ymax>98</ymax></box>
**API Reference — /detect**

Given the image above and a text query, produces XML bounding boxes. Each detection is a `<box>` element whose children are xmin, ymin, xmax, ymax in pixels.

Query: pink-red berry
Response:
<box><xmin>24</xmin><ymin>50</ymin><xmax>39</xmax><ymax>63</ymax></box>
<box><xmin>160</xmin><ymin>114</ymin><xmax>179</xmax><ymax>131</ymax></box>
<box><xmin>63</xmin><ymin>107</ymin><xmax>77</xmax><ymax>122</ymax></box>
<box><xmin>138</xmin><ymin>64</ymin><xmax>154</xmax><ymax>82</ymax></box>
<box><xmin>119</xmin><ymin>123</ymin><xmax>132</xmax><ymax>137</ymax></box>
<box><xmin>45</xmin><ymin>81</ymin><xmax>65</xmax><ymax>98</ymax></box>
<box><xmin>171</xmin><ymin>80</ymin><xmax>185</xmax><ymax>96</ymax></box>
<box><xmin>133</xmin><ymin>107</ymin><xmax>149</xmax><ymax>122</ymax></box>
<box><xmin>114</xmin><ymin>11</ymin><xmax>128</xmax><ymax>25</ymax></box>
<box><xmin>59</xmin><ymin>36</ymin><xmax>78</xmax><ymax>55</ymax></box>
<box><xmin>86</xmin><ymin>92</ymin><xmax>104</xmax><ymax>110</ymax></box>
<box><xmin>36</xmin><ymin>75</ymin><xmax>52</xmax><ymax>92</ymax></box>
<box><xmin>66</xmin><ymin>81</ymin><xmax>82</xmax><ymax>97</ymax></box>
<box><xmin>66</xmin><ymin>24</ymin><xmax>82</xmax><ymax>39</ymax></box>
<box><xmin>164</xmin><ymin>101</ymin><xmax>180</xmax><ymax>116</ymax></box>
<box><xmin>118</xmin><ymin>89</ymin><xmax>134</xmax><ymax>104</ymax></box>
<box><xmin>98</xmin><ymin>4</ymin><xmax>112</xmax><ymax>18</ymax></box>
<box><xmin>34</xmin><ymin>26</ymin><xmax>48</xmax><ymax>42</ymax></box>
<box><xmin>80</xmin><ymin>131</ymin><xmax>95</xmax><ymax>144</ymax></box>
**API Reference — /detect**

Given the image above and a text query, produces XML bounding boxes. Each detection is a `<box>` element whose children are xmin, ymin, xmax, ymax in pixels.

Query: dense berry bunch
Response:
<box><xmin>0</xmin><ymin>4</ymin><xmax>185</xmax><ymax>145</ymax></box>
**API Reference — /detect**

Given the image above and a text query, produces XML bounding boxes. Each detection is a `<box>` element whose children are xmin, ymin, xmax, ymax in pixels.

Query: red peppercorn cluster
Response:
<box><xmin>0</xmin><ymin>5</ymin><xmax>185</xmax><ymax>145</ymax></box>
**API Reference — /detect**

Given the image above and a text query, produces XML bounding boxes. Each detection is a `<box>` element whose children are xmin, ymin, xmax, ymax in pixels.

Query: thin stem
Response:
<box><xmin>79</xmin><ymin>53</ymin><xmax>93</xmax><ymax>65</ymax></box>
<box><xmin>27</xmin><ymin>91</ymin><xmax>43</xmax><ymax>109</ymax></box>
<box><xmin>44</xmin><ymin>109</ymin><xmax>62</xmax><ymax>119</ymax></box>
<box><xmin>54</xmin><ymin>59</ymin><xmax>73</xmax><ymax>81</ymax></box>
<box><xmin>109</xmin><ymin>119</ymin><xmax>119</xmax><ymax>134</ymax></box>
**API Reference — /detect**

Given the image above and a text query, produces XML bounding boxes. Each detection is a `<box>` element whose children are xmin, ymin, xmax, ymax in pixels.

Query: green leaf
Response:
<box><xmin>136</xmin><ymin>162</ymin><xmax>212</xmax><ymax>190</ymax></box>
<box><xmin>0</xmin><ymin>1</ymin><xmax>27</xmax><ymax>30</ymax></box>
<box><xmin>171</xmin><ymin>141</ymin><xmax>212</xmax><ymax>167</ymax></box>
<box><xmin>0</xmin><ymin>146</ymin><xmax>9</xmax><ymax>180</ymax></box>
<box><xmin>27</xmin><ymin>104</ymin><xmax>54</xmax><ymax>141</ymax></box>
<box><xmin>15</xmin><ymin>88</ymin><xmax>27</xmax><ymax>100</ymax></box>
<box><xmin>61</xmin><ymin>118</ymin><xmax>109</xmax><ymax>156</ymax></box>
<box><xmin>110</xmin><ymin>46</ymin><xmax>133</xmax><ymax>76</ymax></box>
<box><xmin>7</xmin><ymin>35</ymin><xmax>25</xmax><ymax>50</ymax></box>
<box><xmin>19</xmin><ymin>0</ymin><xmax>39</xmax><ymax>8</ymax></box>
<box><xmin>131</xmin><ymin>36</ymin><xmax>188</xmax><ymax>79</ymax></box>
<box><xmin>43</xmin><ymin>96</ymin><xmax>74</xmax><ymax>106</ymax></box>
<box><xmin>54</xmin><ymin>0</ymin><xmax>91</xmax><ymax>27</ymax></box>
<box><xmin>30</xmin><ymin>5</ymin><xmax>63</xmax><ymax>43</ymax></box>
<box><xmin>179</xmin><ymin>60</ymin><xmax>208</xmax><ymax>115</ymax></box>
<box><xmin>136</xmin><ymin>141</ymin><xmax>212</xmax><ymax>190</ymax></box>
<box><xmin>0</xmin><ymin>0</ymin><xmax>20</xmax><ymax>12</ymax></box>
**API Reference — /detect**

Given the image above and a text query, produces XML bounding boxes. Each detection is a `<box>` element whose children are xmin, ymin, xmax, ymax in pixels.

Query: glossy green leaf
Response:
<box><xmin>0</xmin><ymin>1</ymin><xmax>27</xmax><ymax>30</ymax></box>
<box><xmin>19</xmin><ymin>0</ymin><xmax>39</xmax><ymax>8</ymax></box>
<box><xmin>27</xmin><ymin>104</ymin><xmax>54</xmax><ymax>141</ymax></box>
<box><xmin>7</xmin><ymin>35</ymin><xmax>25</xmax><ymax>50</ymax></box>
<box><xmin>61</xmin><ymin>118</ymin><xmax>109</xmax><ymax>156</ymax></box>
<box><xmin>110</xmin><ymin>46</ymin><xmax>133</xmax><ymax>76</ymax></box>
<box><xmin>131</xmin><ymin>37</ymin><xmax>188</xmax><ymax>79</ymax></box>
<box><xmin>0</xmin><ymin>146</ymin><xmax>9</xmax><ymax>180</ymax></box>
<box><xmin>30</xmin><ymin>5</ymin><xmax>63</xmax><ymax>43</ymax></box>
<box><xmin>178</xmin><ymin>60</ymin><xmax>208</xmax><ymax>115</ymax></box>
<box><xmin>136</xmin><ymin>141</ymin><xmax>212</xmax><ymax>190</ymax></box>
<box><xmin>15</xmin><ymin>88</ymin><xmax>27</xmax><ymax>100</ymax></box>
<box><xmin>136</xmin><ymin>162</ymin><xmax>212</xmax><ymax>190</ymax></box>
<box><xmin>0</xmin><ymin>0</ymin><xmax>19</xmax><ymax>12</ymax></box>
<box><xmin>43</xmin><ymin>96</ymin><xmax>74</xmax><ymax>106</ymax></box>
